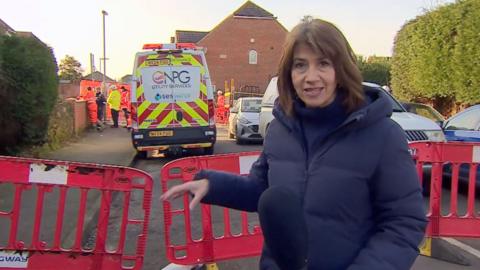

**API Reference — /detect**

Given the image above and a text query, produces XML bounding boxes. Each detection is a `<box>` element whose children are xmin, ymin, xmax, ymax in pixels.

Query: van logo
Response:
<box><xmin>153</xmin><ymin>70</ymin><xmax>191</xmax><ymax>85</ymax></box>
<box><xmin>142</xmin><ymin>66</ymin><xmax>200</xmax><ymax>103</ymax></box>
<box><xmin>153</xmin><ymin>71</ymin><xmax>166</xmax><ymax>84</ymax></box>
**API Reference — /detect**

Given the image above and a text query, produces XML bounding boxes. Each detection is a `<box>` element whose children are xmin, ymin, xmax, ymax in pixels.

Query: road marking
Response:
<box><xmin>161</xmin><ymin>263</ymin><xmax>197</xmax><ymax>270</ymax></box>
<box><xmin>443</xmin><ymin>237</ymin><xmax>480</xmax><ymax>259</ymax></box>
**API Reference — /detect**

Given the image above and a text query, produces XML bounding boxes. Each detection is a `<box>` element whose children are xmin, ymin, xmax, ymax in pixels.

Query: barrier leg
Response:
<box><xmin>205</xmin><ymin>263</ymin><xmax>219</xmax><ymax>270</ymax></box>
<box><xmin>420</xmin><ymin>237</ymin><xmax>470</xmax><ymax>266</ymax></box>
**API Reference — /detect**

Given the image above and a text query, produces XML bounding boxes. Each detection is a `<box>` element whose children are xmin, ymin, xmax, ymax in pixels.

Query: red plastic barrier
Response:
<box><xmin>161</xmin><ymin>152</ymin><xmax>262</xmax><ymax>265</ymax></box>
<box><xmin>162</xmin><ymin>142</ymin><xmax>480</xmax><ymax>265</ymax></box>
<box><xmin>410</xmin><ymin>141</ymin><xmax>480</xmax><ymax>238</ymax></box>
<box><xmin>0</xmin><ymin>156</ymin><xmax>153</xmax><ymax>270</ymax></box>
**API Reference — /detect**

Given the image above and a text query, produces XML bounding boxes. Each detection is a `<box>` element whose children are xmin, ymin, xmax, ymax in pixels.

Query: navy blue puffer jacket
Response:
<box><xmin>198</xmin><ymin>86</ymin><xmax>427</xmax><ymax>270</ymax></box>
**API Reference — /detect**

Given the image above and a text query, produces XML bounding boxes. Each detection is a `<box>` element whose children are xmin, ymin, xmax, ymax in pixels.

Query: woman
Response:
<box><xmin>162</xmin><ymin>17</ymin><xmax>427</xmax><ymax>270</ymax></box>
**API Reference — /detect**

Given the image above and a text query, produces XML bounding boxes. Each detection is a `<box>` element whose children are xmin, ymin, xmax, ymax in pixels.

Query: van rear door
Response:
<box><xmin>133</xmin><ymin>52</ymin><xmax>210</xmax><ymax>129</ymax></box>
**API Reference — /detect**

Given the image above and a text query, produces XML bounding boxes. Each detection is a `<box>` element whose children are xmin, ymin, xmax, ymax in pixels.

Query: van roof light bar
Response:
<box><xmin>142</xmin><ymin>43</ymin><xmax>199</xmax><ymax>50</ymax></box>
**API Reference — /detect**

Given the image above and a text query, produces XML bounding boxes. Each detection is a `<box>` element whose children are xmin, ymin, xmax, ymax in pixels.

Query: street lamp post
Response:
<box><xmin>102</xmin><ymin>10</ymin><xmax>108</xmax><ymax>92</ymax></box>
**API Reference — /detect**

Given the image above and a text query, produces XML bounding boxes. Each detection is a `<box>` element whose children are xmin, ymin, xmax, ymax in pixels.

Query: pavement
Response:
<box><xmin>0</xmin><ymin>126</ymin><xmax>136</xmax><ymax>263</ymax></box>
<box><xmin>43</xmin><ymin>126</ymin><xmax>136</xmax><ymax>166</ymax></box>
<box><xmin>41</xmin><ymin>126</ymin><xmax>137</xmax><ymax>248</ymax></box>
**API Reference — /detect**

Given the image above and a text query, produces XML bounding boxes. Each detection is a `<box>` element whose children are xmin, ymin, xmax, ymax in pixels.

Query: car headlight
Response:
<box><xmin>133</xmin><ymin>134</ymin><xmax>144</xmax><ymax>139</ymax></box>
<box><xmin>424</xmin><ymin>130</ymin><xmax>446</xmax><ymax>142</ymax></box>
<box><xmin>238</xmin><ymin>117</ymin><xmax>251</xmax><ymax>125</ymax></box>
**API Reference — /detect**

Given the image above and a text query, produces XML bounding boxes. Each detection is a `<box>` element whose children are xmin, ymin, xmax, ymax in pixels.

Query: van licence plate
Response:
<box><xmin>149</xmin><ymin>130</ymin><xmax>173</xmax><ymax>137</ymax></box>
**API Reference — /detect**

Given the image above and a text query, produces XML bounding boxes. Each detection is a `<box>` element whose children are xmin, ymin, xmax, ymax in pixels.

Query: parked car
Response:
<box><xmin>259</xmin><ymin>77</ymin><xmax>277</xmax><ymax>139</ymax></box>
<box><xmin>442</xmin><ymin>105</ymin><xmax>480</xmax><ymax>142</ymax></box>
<box><xmin>401</xmin><ymin>102</ymin><xmax>445</xmax><ymax>126</ymax></box>
<box><xmin>441</xmin><ymin>105</ymin><xmax>480</xmax><ymax>187</ymax></box>
<box><xmin>228</xmin><ymin>97</ymin><xmax>263</xmax><ymax>144</ymax></box>
<box><xmin>260</xmin><ymin>77</ymin><xmax>445</xmax><ymax>143</ymax></box>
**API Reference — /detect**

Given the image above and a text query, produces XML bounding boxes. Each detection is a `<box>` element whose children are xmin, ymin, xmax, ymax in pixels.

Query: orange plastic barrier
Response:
<box><xmin>162</xmin><ymin>142</ymin><xmax>480</xmax><ymax>265</ymax></box>
<box><xmin>161</xmin><ymin>152</ymin><xmax>262</xmax><ymax>265</ymax></box>
<box><xmin>0</xmin><ymin>156</ymin><xmax>153</xmax><ymax>270</ymax></box>
<box><xmin>80</xmin><ymin>80</ymin><xmax>131</xmax><ymax>123</ymax></box>
<box><xmin>410</xmin><ymin>141</ymin><xmax>480</xmax><ymax>238</ymax></box>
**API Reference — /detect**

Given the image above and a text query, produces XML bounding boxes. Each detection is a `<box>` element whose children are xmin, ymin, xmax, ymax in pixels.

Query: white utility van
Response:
<box><xmin>259</xmin><ymin>77</ymin><xmax>445</xmax><ymax>142</ymax></box>
<box><xmin>130</xmin><ymin>43</ymin><xmax>216</xmax><ymax>157</ymax></box>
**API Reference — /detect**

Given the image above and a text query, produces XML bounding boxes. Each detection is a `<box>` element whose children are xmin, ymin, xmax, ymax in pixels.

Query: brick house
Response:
<box><xmin>0</xmin><ymin>19</ymin><xmax>15</xmax><ymax>36</ymax></box>
<box><xmin>0</xmin><ymin>18</ymin><xmax>46</xmax><ymax>47</ymax></box>
<box><xmin>82</xmin><ymin>71</ymin><xmax>115</xmax><ymax>83</ymax></box>
<box><xmin>175</xmin><ymin>1</ymin><xmax>288</xmax><ymax>96</ymax></box>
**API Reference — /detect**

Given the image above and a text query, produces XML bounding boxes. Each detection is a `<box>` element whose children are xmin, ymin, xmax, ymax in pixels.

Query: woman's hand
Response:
<box><xmin>161</xmin><ymin>179</ymin><xmax>210</xmax><ymax>210</ymax></box>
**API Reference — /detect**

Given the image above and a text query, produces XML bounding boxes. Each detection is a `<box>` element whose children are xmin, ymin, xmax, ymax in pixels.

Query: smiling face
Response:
<box><xmin>291</xmin><ymin>43</ymin><xmax>338</xmax><ymax>108</ymax></box>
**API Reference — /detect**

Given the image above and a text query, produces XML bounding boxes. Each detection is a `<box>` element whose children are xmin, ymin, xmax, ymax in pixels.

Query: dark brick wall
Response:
<box><xmin>198</xmin><ymin>16</ymin><xmax>287</xmax><ymax>95</ymax></box>
<box><xmin>59</xmin><ymin>82</ymin><xmax>80</xmax><ymax>99</ymax></box>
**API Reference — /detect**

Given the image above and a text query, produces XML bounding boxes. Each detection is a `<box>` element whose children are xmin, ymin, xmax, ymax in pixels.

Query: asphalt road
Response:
<box><xmin>131</xmin><ymin>125</ymin><xmax>263</xmax><ymax>270</ymax></box>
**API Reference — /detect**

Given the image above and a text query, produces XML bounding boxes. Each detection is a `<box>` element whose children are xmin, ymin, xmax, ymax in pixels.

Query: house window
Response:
<box><xmin>249</xmin><ymin>50</ymin><xmax>257</xmax><ymax>65</ymax></box>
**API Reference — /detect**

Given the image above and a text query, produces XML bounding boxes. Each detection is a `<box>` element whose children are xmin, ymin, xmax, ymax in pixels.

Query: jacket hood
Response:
<box><xmin>272</xmin><ymin>85</ymin><xmax>393</xmax><ymax>132</ymax></box>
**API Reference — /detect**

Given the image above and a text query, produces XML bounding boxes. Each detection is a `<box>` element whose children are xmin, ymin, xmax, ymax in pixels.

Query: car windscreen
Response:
<box><xmin>409</xmin><ymin>104</ymin><xmax>445</xmax><ymax>122</ymax></box>
<box><xmin>241</xmin><ymin>99</ymin><xmax>262</xmax><ymax>112</ymax></box>
<box><xmin>262</xmin><ymin>77</ymin><xmax>278</xmax><ymax>106</ymax></box>
<box><xmin>384</xmin><ymin>91</ymin><xmax>406</xmax><ymax>112</ymax></box>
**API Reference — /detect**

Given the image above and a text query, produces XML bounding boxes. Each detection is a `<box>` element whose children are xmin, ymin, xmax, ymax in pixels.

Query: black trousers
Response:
<box><xmin>111</xmin><ymin>109</ymin><xmax>119</xmax><ymax>127</ymax></box>
<box><xmin>258</xmin><ymin>186</ymin><xmax>308</xmax><ymax>270</ymax></box>
<box><xmin>97</xmin><ymin>105</ymin><xmax>105</xmax><ymax>122</ymax></box>
<box><xmin>122</xmin><ymin>108</ymin><xmax>130</xmax><ymax>126</ymax></box>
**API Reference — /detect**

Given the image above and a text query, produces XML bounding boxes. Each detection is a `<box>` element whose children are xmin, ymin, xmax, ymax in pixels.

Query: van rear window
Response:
<box><xmin>141</xmin><ymin>66</ymin><xmax>200</xmax><ymax>103</ymax></box>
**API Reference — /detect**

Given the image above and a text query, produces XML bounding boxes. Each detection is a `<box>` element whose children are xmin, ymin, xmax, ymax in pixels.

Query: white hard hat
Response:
<box><xmin>217</xmin><ymin>90</ymin><xmax>223</xmax><ymax>95</ymax></box>
<box><xmin>109</xmin><ymin>85</ymin><xmax>117</xmax><ymax>90</ymax></box>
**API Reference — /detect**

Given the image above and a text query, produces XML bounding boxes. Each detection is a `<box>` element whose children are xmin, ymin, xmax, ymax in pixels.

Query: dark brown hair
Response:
<box><xmin>277</xmin><ymin>17</ymin><xmax>364</xmax><ymax>116</ymax></box>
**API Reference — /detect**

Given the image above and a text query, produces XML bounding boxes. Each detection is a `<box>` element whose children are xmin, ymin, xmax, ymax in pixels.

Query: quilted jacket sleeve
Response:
<box><xmin>197</xmin><ymin>151</ymin><xmax>269</xmax><ymax>212</ymax></box>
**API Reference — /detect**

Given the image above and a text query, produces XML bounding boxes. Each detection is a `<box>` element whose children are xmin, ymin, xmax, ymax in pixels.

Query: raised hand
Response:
<box><xmin>161</xmin><ymin>179</ymin><xmax>209</xmax><ymax>210</ymax></box>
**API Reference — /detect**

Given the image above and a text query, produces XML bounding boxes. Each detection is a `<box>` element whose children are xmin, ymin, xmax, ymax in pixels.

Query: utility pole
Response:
<box><xmin>90</xmin><ymin>53</ymin><xmax>95</xmax><ymax>74</ymax></box>
<box><xmin>102</xmin><ymin>10</ymin><xmax>108</xmax><ymax>92</ymax></box>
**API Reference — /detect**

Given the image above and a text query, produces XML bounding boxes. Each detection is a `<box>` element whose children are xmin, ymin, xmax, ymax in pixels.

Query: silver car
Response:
<box><xmin>259</xmin><ymin>77</ymin><xmax>445</xmax><ymax>142</ymax></box>
<box><xmin>228</xmin><ymin>97</ymin><xmax>263</xmax><ymax>144</ymax></box>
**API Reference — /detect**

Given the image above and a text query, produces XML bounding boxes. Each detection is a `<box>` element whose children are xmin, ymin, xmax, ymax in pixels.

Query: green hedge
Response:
<box><xmin>391</xmin><ymin>0</ymin><xmax>480</xmax><ymax>105</ymax></box>
<box><xmin>0</xmin><ymin>35</ymin><xmax>58</xmax><ymax>153</ymax></box>
<box><xmin>357</xmin><ymin>56</ymin><xmax>391</xmax><ymax>86</ymax></box>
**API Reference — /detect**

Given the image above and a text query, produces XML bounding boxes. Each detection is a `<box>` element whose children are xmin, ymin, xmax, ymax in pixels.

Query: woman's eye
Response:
<box><xmin>293</xmin><ymin>62</ymin><xmax>306</xmax><ymax>70</ymax></box>
<box><xmin>319</xmin><ymin>60</ymin><xmax>331</xmax><ymax>67</ymax></box>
